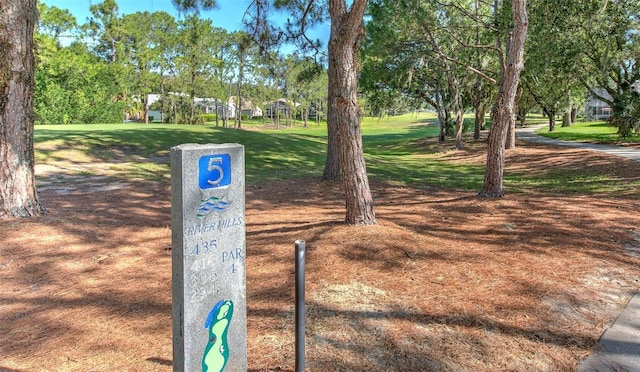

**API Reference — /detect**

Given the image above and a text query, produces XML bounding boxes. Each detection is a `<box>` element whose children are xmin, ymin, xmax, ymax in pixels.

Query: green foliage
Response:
<box><xmin>201</xmin><ymin>113</ymin><xmax>218</xmax><ymax>122</ymax></box>
<box><xmin>157</xmin><ymin>94</ymin><xmax>203</xmax><ymax>124</ymax></box>
<box><xmin>85</xmin><ymin>0</ymin><xmax>123</xmax><ymax>62</ymax></box>
<box><xmin>35</xmin><ymin>38</ymin><xmax>125</xmax><ymax>124</ymax></box>
<box><xmin>171</xmin><ymin>0</ymin><xmax>217</xmax><ymax>13</ymax></box>
<box><xmin>37</xmin><ymin>3</ymin><xmax>77</xmax><ymax>40</ymax></box>
<box><xmin>576</xmin><ymin>0</ymin><xmax>640</xmax><ymax>120</ymax></box>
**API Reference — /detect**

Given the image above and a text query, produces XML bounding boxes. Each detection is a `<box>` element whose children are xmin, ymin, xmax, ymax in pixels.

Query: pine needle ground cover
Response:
<box><xmin>1</xmin><ymin>119</ymin><xmax>639</xmax><ymax>371</ymax></box>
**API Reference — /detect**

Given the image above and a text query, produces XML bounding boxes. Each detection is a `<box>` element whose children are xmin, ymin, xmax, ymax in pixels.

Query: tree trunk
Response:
<box><xmin>473</xmin><ymin>2</ymin><xmax>483</xmax><ymax>141</ymax></box>
<box><xmin>236</xmin><ymin>53</ymin><xmax>245</xmax><ymax>130</ymax></box>
<box><xmin>454</xmin><ymin>105</ymin><xmax>463</xmax><ymax>150</ymax></box>
<box><xmin>447</xmin><ymin>70</ymin><xmax>464</xmax><ymax>150</ymax></box>
<box><xmin>478</xmin><ymin>0</ymin><xmax>528</xmax><ymax>198</ymax></box>
<box><xmin>222</xmin><ymin>105</ymin><xmax>228</xmax><ymax>128</ymax></box>
<box><xmin>143</xmin><ymin>95</ymin><xmax>149</xmax><ymax>124</ymax></box>
<box><xmin>444</xmin><ymin>107</ymin><xmax>453</xmax><ymax>137</ymax></box>
<box><xmin>562</xmin><ymin>111</ymin><xmax>570</xmax><ymax>127</ymax></box>
<box><xmin>571</xmin><ymin>106</ymin><xmax>578</xmax><ymax>123</ymax></box>
<box><xmin>328</xmin><ymin>0</ymin><xmax>375</xmax><ymax>225</ymax></box>
<box><xmin>436</xmin><ymin>90</ymin><xmax>447</xmax><ymax>142</ymax></box>
<box><xmin>480</xmin><ymin>102</ymin><xmax>487</xmax><ymax>130</ymax></box>
<box><xmin>0</xmin><ymin>0</ymin><xmax>46</xmax><ymax>218</ymax></box>
<box><xmin>303</xmin><ymin>108</ymin><xmax>308</xmax><ymax>128</ymax></box>
<box><xmin>215</xmin><ymin>100</ymin><xmax>219</xmax><ymax>127</ymax></box>
<box><xmin>189</xmin><ymin>78</ymin><xmax>196</xmax><ymax>124</ymax></box>
<box><xmin>505</xmin><ymin>114</ymin><xmax>516</xmax><ymax>149</ymax></box>
<box><xmin>545</xmin><ymin>108</ymin><xmax>556</xmax><ymax>132</ymax></box>
<box><xmin>517</xmin><ymin>106</ymin><xmax>527</xmax><ymax>126</ymax></box>
<box><xmin>474</xmin><ymin>108</ymin><xmax>485</xmax><ymax>140</ymax></box>
<box><xmin>160</xmin><ymin>78</ymin><xmax>166</xmax><ymax>123</ymax></box>
<box><xmin>322</xmin><ymin>116</ymin><xmax>341</xmax><ymax>181</ymax></box>
<box><xmin>473</xmin><ymin>84</ymin><xmax>483</xmax><ymax>140</ymax></box>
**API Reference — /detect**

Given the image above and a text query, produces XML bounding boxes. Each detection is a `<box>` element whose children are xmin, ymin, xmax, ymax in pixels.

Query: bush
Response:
<box><xmin>201</xmin><ymin>113</ymin><xmax>218</xmax><ymax>122</ymax></box>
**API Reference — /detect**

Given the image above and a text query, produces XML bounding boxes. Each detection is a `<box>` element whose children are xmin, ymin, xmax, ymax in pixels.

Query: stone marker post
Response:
<box><xmin>171</xmin><ymin>144</ymin><xmax>247</xmax><ymax>372</ymax></box>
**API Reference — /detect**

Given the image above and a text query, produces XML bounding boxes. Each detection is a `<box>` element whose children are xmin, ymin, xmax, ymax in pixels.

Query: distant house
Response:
<box><xmin>585</xmin><ymin>82</ymin><xmax>640</xmax><ymax>121</ymax></box>
<box><xmin>146</xmin><ymin>93</ymin><xmax>237</xmax><ymax>120</ymax></box>
<box><xmin>265</xmin><ymin>98</ymin><xmax>299</xmax><ymax>118</ymax></box>
<box><xmin>584</xmin><ymin>89</ymin><xmax>612</xmax><ymax>121</ymax></box>
<box><xmin>147</xmin><ymin>93</ymin><xmax>163</xmax><ymax>121</ymax></box>
<box><xmin>229</xmin><ymin>97</ymin><xmax>262</xmax><ymax>119</ymax></box>
<box><xmin>195</xmin><ymin>97</ymin><xmax>236</xmax><ymax>119</ymax></box>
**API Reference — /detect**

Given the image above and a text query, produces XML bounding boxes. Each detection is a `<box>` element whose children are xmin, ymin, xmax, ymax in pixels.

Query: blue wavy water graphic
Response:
<box><xmin>196</xmin><ymin>197</ymin><xmax>231</xmax><ymax>218</ymax></box>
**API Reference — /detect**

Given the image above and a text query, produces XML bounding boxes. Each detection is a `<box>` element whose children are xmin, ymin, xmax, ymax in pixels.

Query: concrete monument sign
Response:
<box><xmin>171</xmin><ymin>144</ymin><xmax>247</xmax><ymax>371</ymax></box>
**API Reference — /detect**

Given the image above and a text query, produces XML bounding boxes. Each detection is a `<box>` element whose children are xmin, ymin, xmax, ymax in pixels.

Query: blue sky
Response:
<box><xmin>40</xmin><ymin>0</ymin><xmax>330</xmax><ymax>47</ymax></box>
<box><xmin>41</xmin><ymin>0</ymin><xmax>258</xmax><ymax>32</ymax></box>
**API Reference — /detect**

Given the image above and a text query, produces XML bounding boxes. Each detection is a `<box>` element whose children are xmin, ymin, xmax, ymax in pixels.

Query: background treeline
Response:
<box><xmin>36</xmin><ymin>0</ymin><xmax>639</xmax><ymax>136</ymax></box>
<box><xmin>35</xmin><ymin>0</ymin><xmax>327</xmax><ymax>126</ymax></box>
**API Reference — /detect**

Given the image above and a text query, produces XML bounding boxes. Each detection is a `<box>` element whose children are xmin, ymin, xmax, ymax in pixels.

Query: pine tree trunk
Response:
<box><xmin>480</xmin><ymin>102</ymin><xmax>487</xmax><ymax>130</ymax></box>
<box><xmin>328</xmin><ymin>0</ymin><xmax>375</xmax><ymax>225</ymax></box>
<box><xmin>0</xmin><ymin>0</ymin><xmax>46</xmax><ymax>218</ymax></box>
<box><xmin>506</xmin><ymin>86</ymin><xmax>522</xmax><ymax>149</ymax></box>
<box><xmin>505</xmin><ymin>115</ymin><xmax>516</xmax><ymax>149</ymax></box>
<box><xmin>322</xmin><ymin>117</ymin><xmax>341</xmax><ymax>181</ymax></box>
<box><xmin>236</xmin><ymin>55</ymin><xmax>244</xmax><ymax>129</ymax></box>
<box><xmin>143</xmin><ymin>95</ymin><xmax>149</xmax><ymax>124</ymax></box>
<box><xmin>478</xmin><ymin>0</ymin><xmax>528</xmax><ymax>198</ymax></box>
<box><xmin>473</xmin><ymin>82</ymin><xmax>483</xmax><ymax>140</ymax></box>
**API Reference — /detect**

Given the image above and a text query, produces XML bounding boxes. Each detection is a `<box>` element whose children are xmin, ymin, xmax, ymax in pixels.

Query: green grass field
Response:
<box><xmin>535</xmin><ymin>120</ymin><xmax>640</xmax><ymax>143</ymax></box>
<box><xmin>34</xmin><ymin>113</ymin><xmax>639</xmax><ymax>194</ymax></box>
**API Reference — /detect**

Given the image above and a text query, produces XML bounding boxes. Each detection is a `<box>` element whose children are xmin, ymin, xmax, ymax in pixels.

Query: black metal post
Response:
<box><xmin>295</xmin><ymin>240</ymin><xmax>306</xmax><ymax>372</ymax></box>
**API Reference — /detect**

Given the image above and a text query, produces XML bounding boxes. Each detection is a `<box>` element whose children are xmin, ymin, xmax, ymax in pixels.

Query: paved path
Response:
<box><xmin>516</xmin><ymin>125</ymin><xmax>640</xmax><ymax>163</ymax></box>
<box><xmin>517</xmin><ymin>124</ymin><xmax>640</xmax><ymax>371</ymax></box>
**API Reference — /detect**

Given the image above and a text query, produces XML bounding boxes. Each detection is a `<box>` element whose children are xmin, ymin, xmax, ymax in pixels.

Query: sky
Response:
<box><xmin>41</xmin><ymin>0</ymin><xmax>255</xmax><ymax>32</ymax></box>
<box><xmin>40</xmin><ymin>0</ymin><xmax>330</xmax><ymax>48</ymax></box>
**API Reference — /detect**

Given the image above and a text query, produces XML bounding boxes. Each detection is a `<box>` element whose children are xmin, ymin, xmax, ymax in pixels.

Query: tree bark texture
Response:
<box><xmin>473</xmin><ymin>76</ymin><xmax>484</xmax><ymax>140</ymax></box>
<box><xmin>0</xmin><ymin>0</ymin><xmax>46</xmax><ymax>218</ymax></box>
<box><xmin>478</xmin><ymin>0</ymin><xmax>528</xmax><ymax>198</ymax></box>
<box><xmin>545</xmin><ymin>108</ymin><xmax>556</xmax><ymax>132</ymax></box>
<box><xmin>322</xmin><ymin>116</ymin><xmax>341</xmax><ymax>180</ymax></box>
<box><xmin>505</xmin><ymin>114</ymin><xmax>516</xmax><ymax>149</ymax></box>
<box><xmin>443</xmin><ymin>61</ymin><xmax>464</xmax><ymax>149</ymax></box>
<box><xmin>436</xmin><ymin>89</ymin><xmax>447</xmax><ymax>142</ymax></box>
<box><xmin>327</xmin><ymin>0</ymin><xmax>375</xmax><ymax>225</ymax></box>
<box><xmin>562</xmin><ymin>112</ymin><xmax>570</xmax><ymax>127</ymax></box>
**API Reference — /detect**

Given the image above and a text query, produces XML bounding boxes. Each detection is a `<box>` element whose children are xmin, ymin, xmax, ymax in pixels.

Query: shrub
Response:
<box><xmin>201</xmin><ymin>113</ymin><xmax>218</xmax><ymax>122</ymax></box>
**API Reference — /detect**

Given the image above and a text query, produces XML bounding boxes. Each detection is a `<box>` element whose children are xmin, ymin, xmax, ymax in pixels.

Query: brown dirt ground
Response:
<box><xmin>1</xmin><ymin>138</ymin><xmax>640</xmax><ymax>371</ymax></box>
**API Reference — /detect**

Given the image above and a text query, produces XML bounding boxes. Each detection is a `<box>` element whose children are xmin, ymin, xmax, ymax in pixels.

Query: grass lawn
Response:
<box><xmin>535</xmin><ymin>120</ymin><xmax>640</xmax><ymax>144</ymax></box>
<box><xmin>34</xmin><ymin>113</ymin><xmax>640</xmax><ymax>195</ymax></box>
